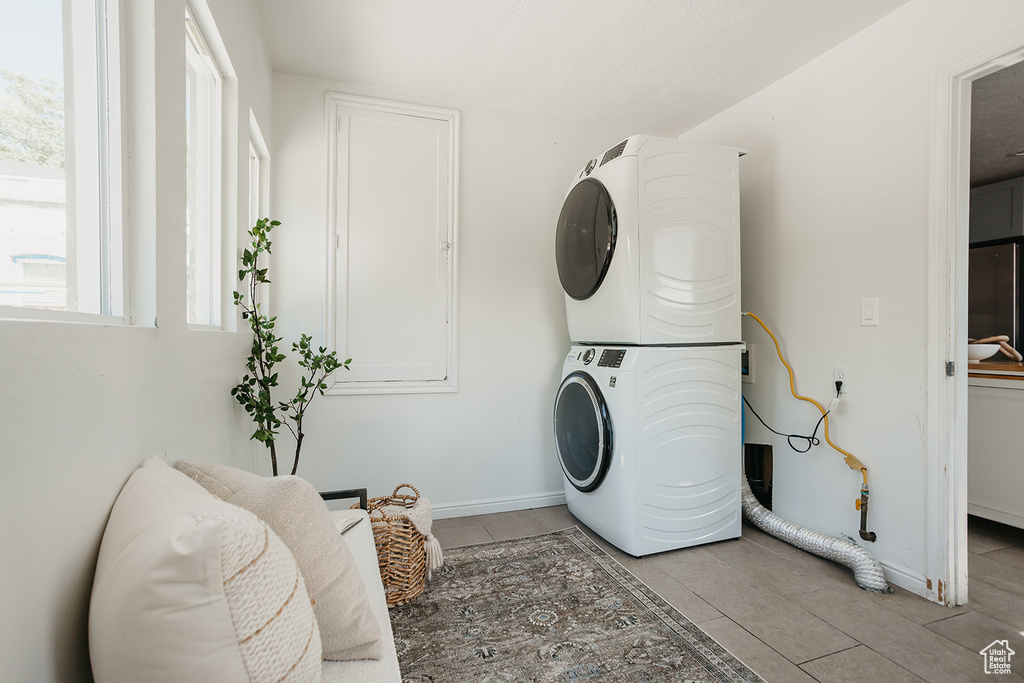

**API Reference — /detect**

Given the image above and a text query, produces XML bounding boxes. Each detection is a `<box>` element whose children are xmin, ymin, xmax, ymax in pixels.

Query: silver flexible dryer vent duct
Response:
<box><xmin>741</xmin><ymin>476</ymin><xmax>891</xmax><ymax>593</ymax></box>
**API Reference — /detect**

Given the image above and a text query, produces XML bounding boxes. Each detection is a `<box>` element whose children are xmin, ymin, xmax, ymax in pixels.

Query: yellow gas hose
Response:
<box><xmin>743</xmin><ymin>311</ymin><xmax>868</xmax><ymax>483</ymax></box>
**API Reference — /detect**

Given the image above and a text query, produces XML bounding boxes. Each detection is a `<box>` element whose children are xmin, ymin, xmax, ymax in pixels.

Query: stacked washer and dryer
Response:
<box><xmin>552</xmin><ymin>135</ymin><xmax>746</xmax><ymax>557</ymax></box>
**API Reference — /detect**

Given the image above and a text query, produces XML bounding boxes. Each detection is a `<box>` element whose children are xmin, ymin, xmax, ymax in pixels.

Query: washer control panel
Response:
<box><xmin>597</xmin><ymin>349</ymin><xmax>627</xmax><ymax>368</ymax></box>
<box><xmin>569</xmin><ymin>347</ymin><xmax>628</xmax><ymax>368</ymax></box>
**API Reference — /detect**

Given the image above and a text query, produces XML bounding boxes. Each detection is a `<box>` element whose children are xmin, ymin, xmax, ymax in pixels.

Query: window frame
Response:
<box><xmin>248</xmin><ymin>109</ymin><xmax>269</xmax><ymax>230</ymax></box>
<box><xmin>184</xmin><ymin>2</ymin><xmax>226</xmax><ymax>329</ymax></box>
<box><xmin>0</xmin><ymin>0</ymin><xmax>125</xmax><ymax>324</ymax></box>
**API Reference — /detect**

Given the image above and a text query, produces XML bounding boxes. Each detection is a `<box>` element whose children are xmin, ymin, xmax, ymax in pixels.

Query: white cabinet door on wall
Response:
<box><xmin>326</xmin><ymin>92</ymin><xmax>459</xmax><ymax>394</ymax></box>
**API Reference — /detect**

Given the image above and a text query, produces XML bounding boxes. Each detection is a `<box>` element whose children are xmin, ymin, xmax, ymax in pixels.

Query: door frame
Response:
<box><xmin>927</xmin><ymin>37</ymin><xmax>1024</xmax><ymax>606</ymax></box>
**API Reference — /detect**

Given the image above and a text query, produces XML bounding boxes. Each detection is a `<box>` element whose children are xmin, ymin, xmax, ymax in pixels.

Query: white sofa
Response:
<box><xmin>324</xmin><ymin>508</ymin><xmax>402</xmax><ymax>682</ymax></box>
<box><xmin>89</xmin><ymin>458</ymin><xmax>402</xmax><ymax>683</ymax></box>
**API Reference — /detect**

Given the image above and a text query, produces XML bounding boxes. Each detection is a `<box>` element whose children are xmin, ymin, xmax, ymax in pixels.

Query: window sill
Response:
<box><xmin>0</xmin><ymin>306</ymin><xmax>128</xmax><ymax>326</ymax></box>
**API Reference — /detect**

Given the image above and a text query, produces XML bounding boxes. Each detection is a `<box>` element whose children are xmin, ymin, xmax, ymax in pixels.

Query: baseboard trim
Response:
<box><xmin>878</xmin><ymin>558</ymin><xmax>929</xmax><ymax>599</ymax></box>
<box><xmin>968</xmin><ymin>502</ymin><xmax>1024</xmax><ymax>530</ymax></box>
<box><xmin>433</xmin><ymin>490</ymin><xmax>567</xmax><ymax>519</ymax></box>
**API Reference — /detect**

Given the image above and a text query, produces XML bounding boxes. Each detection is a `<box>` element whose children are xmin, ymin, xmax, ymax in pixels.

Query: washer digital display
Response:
<box><xmin>597</xmin><ymin>349</ymin><xmax>626</xmax><ymax>368</ymax></box>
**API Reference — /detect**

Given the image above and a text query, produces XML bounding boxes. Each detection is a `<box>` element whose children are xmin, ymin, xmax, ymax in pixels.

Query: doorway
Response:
<box><xmin>930</xmin><ymin>42</ymin><xmax>1024</xmax><ymax>606</ymax></box>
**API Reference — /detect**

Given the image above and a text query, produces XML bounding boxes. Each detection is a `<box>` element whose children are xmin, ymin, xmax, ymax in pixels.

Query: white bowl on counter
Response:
<box><xmin>968</xmin><ymin>344</ymin><xmax>1000</xmax><ymax>362</ymax></box>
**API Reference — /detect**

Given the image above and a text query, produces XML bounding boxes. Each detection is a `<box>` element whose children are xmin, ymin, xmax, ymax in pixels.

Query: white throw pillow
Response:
<box><xmin>89</xmin><ymin>457</ymin><xmax>322</xmax><ymax>683</ymax></box>
<box><xmin>174</xmin><ymin>460</ymin><xmax>383</xmax><ymax>661</ymax></box>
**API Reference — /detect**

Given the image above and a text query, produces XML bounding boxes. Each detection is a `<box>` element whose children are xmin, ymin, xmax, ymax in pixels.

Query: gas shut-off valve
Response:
<box><xmin>855</xmin><ymin>484</ymin><xmax>877</xmax><ymax>542</ymax></box>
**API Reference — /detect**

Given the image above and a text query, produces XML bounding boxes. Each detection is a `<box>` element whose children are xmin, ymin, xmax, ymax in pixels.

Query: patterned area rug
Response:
<box><xmin>389</xmin><ymin>527</ymin><xmax>763</xmax><ymax>682</ymax></box>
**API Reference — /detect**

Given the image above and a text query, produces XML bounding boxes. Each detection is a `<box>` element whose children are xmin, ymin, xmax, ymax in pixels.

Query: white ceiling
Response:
<box><xmin>971</xmin><ymin>60</ymin><xmax>1024</xmax><ymax>187</ymax></box>
<box><xmin>254</xmin><ymin>0</ymin><xmax>911</xmax><ymax>133</ymax></box>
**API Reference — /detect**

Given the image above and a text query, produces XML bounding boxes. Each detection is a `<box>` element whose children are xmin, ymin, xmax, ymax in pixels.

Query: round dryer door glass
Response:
<box><xmin>553</xmin><ymin>371</ymin><xmax>612</xmax><ymax>492</ymax></box>
<box><xmin>555</xmin><ymin>178</ymin><xmax>617</xmax><ymax>300</ymax></box>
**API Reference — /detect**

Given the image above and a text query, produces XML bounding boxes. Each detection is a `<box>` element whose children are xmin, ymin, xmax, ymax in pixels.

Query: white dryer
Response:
<box><xmin>553</xmin><ymin>344</ymin><xmax>744</xmax><ymax>556</ymax></box>
<box><xmin>555</xmin><ymin>135</ymin><xmax>743</xmax><ymax>345</ymax></box>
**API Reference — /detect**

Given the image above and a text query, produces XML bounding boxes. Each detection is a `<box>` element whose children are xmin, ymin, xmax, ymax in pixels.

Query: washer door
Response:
<box><xmin>553</xmin><ymin>371</ymin><xmax>613</xmax><ymax>492</ymax></box>
<box><xmin>554</xmin><ymin>178</ymin><xmax>617</xmax><ymax>301</ymax></box>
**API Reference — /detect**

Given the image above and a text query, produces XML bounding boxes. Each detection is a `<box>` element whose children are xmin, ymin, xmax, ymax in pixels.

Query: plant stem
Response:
<box><xmin>233</xmin><ymin>219</ymin><xmax>344</xmax><ymax>477</ymax></box>
<box><xmin>291</xmin><ymin>430</ymin><xmax>303</xmax><ymax>476</ymax></box>
<box><xmin>248</xmin><ymin>259</ymin><xmax>280</xmax><ymax>473</ymax></box>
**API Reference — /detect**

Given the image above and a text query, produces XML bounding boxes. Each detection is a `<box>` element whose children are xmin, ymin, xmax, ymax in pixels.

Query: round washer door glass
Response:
<box><xmin>555</xmin><ymin>178</ymin><xmax>617</xmax><ymax>300</ymax></box>
<box><xmin>553</xmin><ymin>371</ymin><xmax>612</xmax><ymax>492</ymax></box>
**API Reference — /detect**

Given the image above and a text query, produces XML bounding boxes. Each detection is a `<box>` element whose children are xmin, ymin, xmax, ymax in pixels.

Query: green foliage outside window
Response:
<box><xmin>0</xmin><ymin>70</ymin><xmax>64</xmax><ymax>168</ymax></box>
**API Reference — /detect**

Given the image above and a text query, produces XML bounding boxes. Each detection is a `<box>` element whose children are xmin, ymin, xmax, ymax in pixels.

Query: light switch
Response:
<box><xmin>861</xmin><ymin>298</ymin><xmax>880</xmax><ymax>326</ymax></box>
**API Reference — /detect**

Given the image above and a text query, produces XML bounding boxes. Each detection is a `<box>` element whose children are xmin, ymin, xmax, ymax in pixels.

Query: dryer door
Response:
<box><xmin>553</xmin><ymin>370</ymin><xmax>613</xmax><ymax>492</ymax></box>
<box><xmin>555</xmin><ymin>178</ymin><xmax>617</xmax><ymax>300</ymax></box>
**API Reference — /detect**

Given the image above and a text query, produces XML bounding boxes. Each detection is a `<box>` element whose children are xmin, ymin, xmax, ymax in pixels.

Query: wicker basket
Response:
<box><xmin>358</xmin><ymin>483</ymin><xmax>427</xmax><ymax>607</ymax></box>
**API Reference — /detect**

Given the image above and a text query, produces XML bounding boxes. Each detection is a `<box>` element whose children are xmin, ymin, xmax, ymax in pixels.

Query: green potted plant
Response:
<box><xmin>231</xmin><ymin>218</ymin><xmax>349</xmax><ymax>475</ymax></box>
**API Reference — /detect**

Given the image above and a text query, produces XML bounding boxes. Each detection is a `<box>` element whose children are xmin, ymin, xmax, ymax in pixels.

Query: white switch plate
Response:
<box><xmin>861</xmin><ymin>297</ymin><xmax>880</xmax><ymax>326</ymax></box>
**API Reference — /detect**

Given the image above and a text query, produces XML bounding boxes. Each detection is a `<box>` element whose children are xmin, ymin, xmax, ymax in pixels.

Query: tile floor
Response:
<box><xmin>431</xmin><ymin>507</ymin><xmax>1024</xmax><ymax>682</ymax></box>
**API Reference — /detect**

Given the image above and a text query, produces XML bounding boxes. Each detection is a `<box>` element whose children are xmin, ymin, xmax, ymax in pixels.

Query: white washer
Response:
<box><xmin>553</xmin><ymin>344</ymin><xmax>744</xmax><ymax>556</ymax></box>
<box><xmin>555</xmin><ymin>135</ymin><xmax>744</xmax><ymax>345</ymax></box>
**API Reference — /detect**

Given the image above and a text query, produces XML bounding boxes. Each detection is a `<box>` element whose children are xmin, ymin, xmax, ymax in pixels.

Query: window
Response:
<box><xmin>0</xmin><ymin>0</ymin><xmax>122</xmax><ymax>320</ymax></box>
<box><xmin>248</xmin><ymin>110</ymin><xmax>269</xmax><ymax>229</ymax></box>
<box><xmin>326</xmin><ymin>93</ymin><xmax>459</xmax><ymax>394</ymax></box>
<box><xmin>184</xmin><ymin>4</ymin><xmax>224</xmax><ymax>327</ymax></box>
<box><xmin>248</xmin><ymin>142</ymin><xmax>260</xmax><ymax>228</ymax></box>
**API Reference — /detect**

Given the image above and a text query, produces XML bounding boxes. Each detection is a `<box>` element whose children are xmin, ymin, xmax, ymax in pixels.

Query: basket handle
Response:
<box><xmin>392</xmin><ymin>483</ymin><xmax>420</xmax><ymax>500</ymax></box>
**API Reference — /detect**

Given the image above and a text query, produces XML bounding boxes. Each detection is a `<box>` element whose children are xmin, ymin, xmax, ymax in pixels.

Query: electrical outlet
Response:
<box><xmin>833</xmin><ymin>365</ymin><xmax>849</xmax><ymax>394</ymax></box>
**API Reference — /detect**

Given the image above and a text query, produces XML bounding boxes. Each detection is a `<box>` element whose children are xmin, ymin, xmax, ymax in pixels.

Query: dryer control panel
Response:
<box><xmin>600</xmin><ymin>139</ymin><xmax>628</xmax><ymax>167</ymax></box>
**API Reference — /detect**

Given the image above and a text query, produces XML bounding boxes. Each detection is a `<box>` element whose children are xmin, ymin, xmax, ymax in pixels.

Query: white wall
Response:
<box><xmin>13</xmin><ymin>2</ymin><xmax>1018</xmax><ymax>674</ymax></box>
<box><xmin>269</xmin><ymin>73</ymin><xmax>635</xmax><ymax>514</ymax></box>
<box><xmin>0</xmin><ymin>0</ymin><xmax>272</xmax><ymax>679</ymax></box>
<box><xmin>679</xmin><ymin>0</ymin><xmax>1024</xmax><ymax>595</ymax></box>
